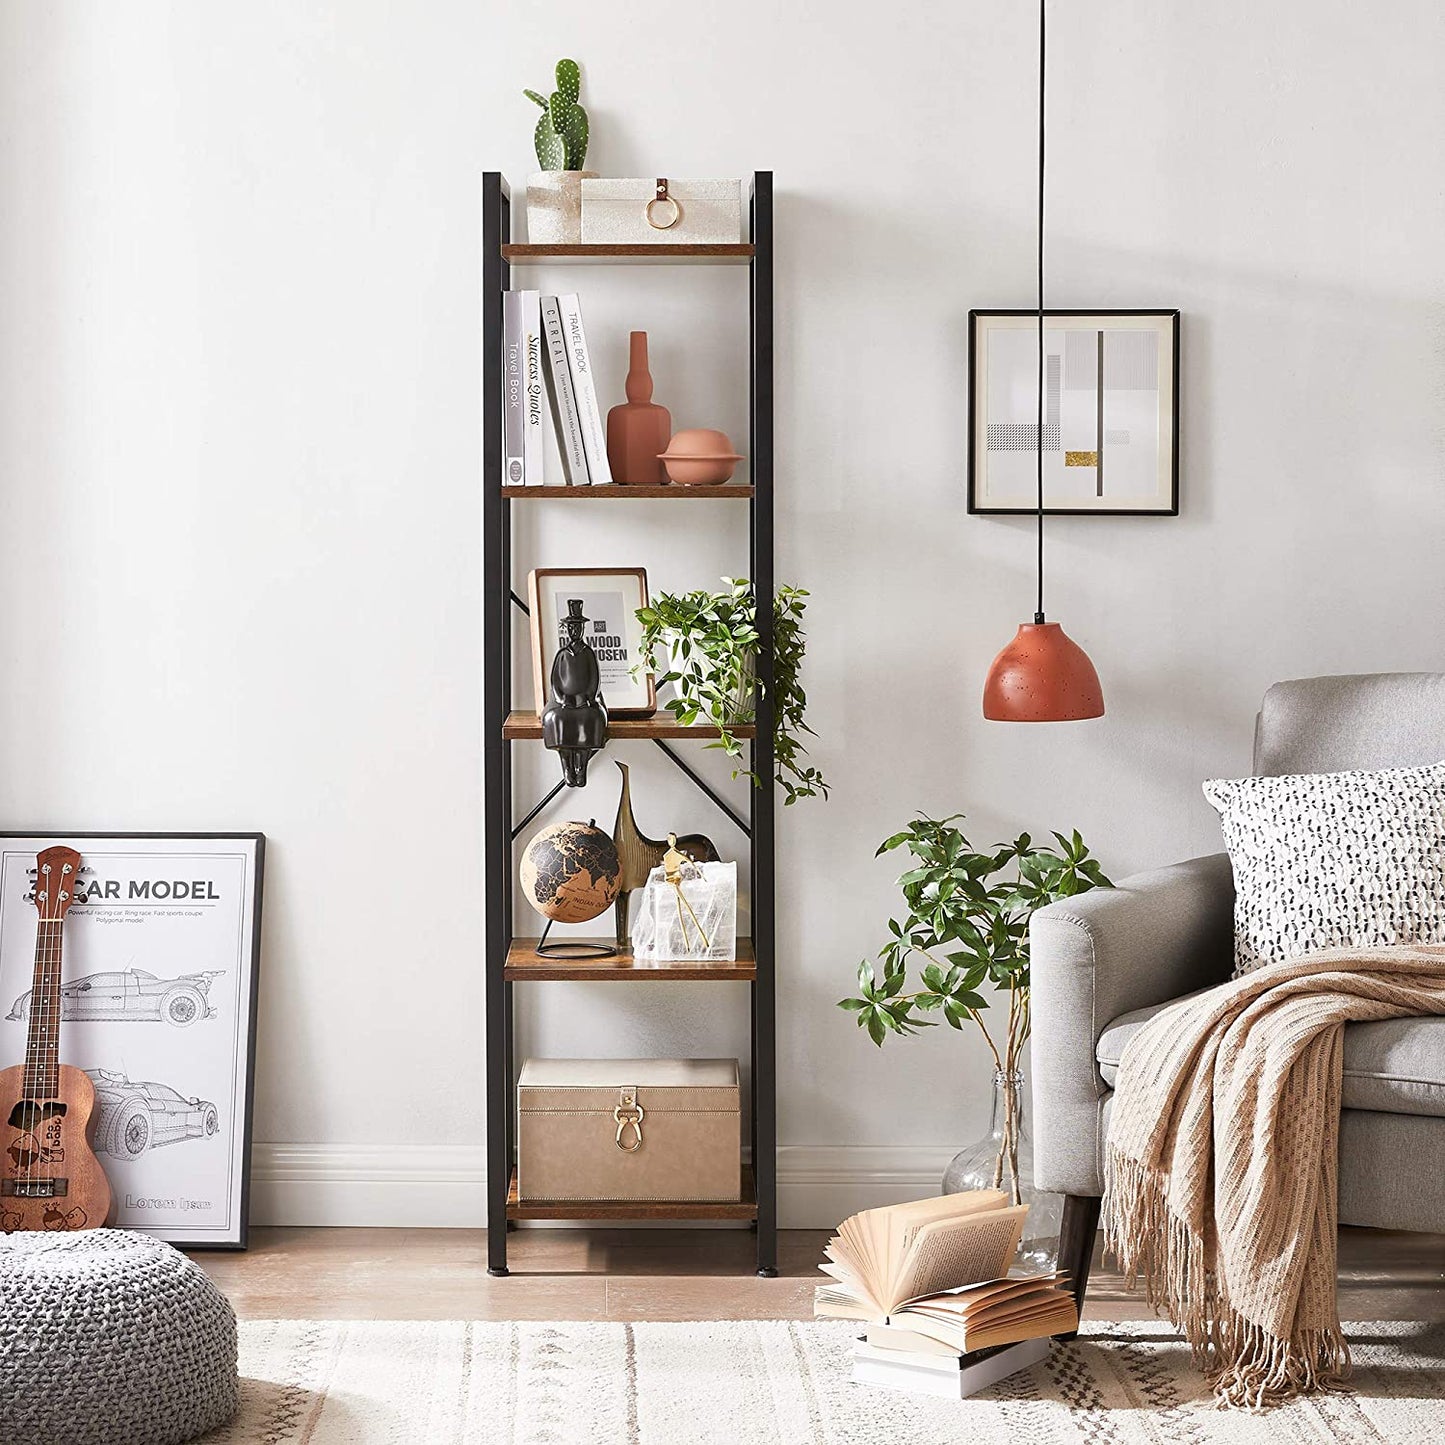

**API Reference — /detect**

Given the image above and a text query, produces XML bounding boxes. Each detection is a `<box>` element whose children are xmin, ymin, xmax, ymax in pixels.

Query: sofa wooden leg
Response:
<box><xmin>1056</xmin><ymin>1194</ymin><xmax>1102</xmax><ymax>1340</ymax></box>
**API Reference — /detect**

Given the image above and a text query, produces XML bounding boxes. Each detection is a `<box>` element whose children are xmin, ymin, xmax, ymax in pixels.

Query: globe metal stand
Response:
<box><xmin>533</xmin><ymin>920</ymin><xmax>617</xmax><ymax>959</ymax></box>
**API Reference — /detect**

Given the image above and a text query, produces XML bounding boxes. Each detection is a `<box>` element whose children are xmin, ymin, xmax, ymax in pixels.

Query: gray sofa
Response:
<box><xmin>1031</xmin><ymin>672</ymin><xmax>1445</xmax><ymax>1322</ymax></box>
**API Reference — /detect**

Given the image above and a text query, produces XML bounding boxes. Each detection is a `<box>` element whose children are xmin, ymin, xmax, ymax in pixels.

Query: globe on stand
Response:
<box><xmin>520</xmin><ymin>821</ymin><xmax>622</xmax><ymax>936</ymax></box>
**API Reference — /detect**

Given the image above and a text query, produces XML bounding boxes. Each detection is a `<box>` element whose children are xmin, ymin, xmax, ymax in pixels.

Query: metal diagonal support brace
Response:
<box><xmin>651</xmin><ymin>740</ymin><xmax>751</xmax><ymax>838</ymax></box>
<box><xmin>511</xmin><ymin>779</ymin><xmax>569</xmax><ymax>841</ymax></box>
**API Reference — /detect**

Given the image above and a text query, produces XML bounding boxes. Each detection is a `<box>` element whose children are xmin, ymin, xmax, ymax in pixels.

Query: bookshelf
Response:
<box><xmin>481</xmin><ymin>172</ymin><xmax>777</xmax><ymax>1276</ymax></box>
<box><xmin>500</xmin><ymin>483</ymin><xmax>753</xmax><ymax>499</ymax></box>
<box><xmin>502</xmin><ymin>243</ymin><xmax>755</xmax><ymax>267</ymax></box>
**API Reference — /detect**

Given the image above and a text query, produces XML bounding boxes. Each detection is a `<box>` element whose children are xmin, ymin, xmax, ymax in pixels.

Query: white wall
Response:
<box><xmin>2</xmin><ymin>1</ymin><xmax>1442</xmax><ymax>1226</ymax></box>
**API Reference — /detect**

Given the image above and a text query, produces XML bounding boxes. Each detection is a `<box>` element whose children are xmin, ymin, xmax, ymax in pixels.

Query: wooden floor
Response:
<box><xmin>193</xmin><ymin>1225</ymin><xmax>1445</xmax><ymax>1323</ymax></box>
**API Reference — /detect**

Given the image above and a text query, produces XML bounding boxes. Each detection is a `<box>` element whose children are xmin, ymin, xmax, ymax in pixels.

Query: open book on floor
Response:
<box><xmin>864</xmin><ymin>1272</ymin><xmax>1077</xmax><ymax>1355</ymax></box>
<box><xmin>814</xmin><ymin>1189</ymin><xmax>1077</xmax><ymax>1355</ymax></box>
<box><xmin>814</xmin><ymin>1188</ymin><xmax>1025</xmax><ymax>1319</ymax></box>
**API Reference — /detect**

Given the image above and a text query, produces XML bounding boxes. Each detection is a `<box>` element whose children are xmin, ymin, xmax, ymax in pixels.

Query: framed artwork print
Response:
<box><xmin>528</xmin><ymin>567</ymin><xmax>656</xmax><ymax>718</ymax></box>
<box><xmin>968</xmin><ymin>310</ymin><xmax>1179</xmax><ymax>515</ymax></box>
<box><xmin>0</xmin><ymin>833</ymin><xmax>264</xmax><ymax>1248</ymax></box>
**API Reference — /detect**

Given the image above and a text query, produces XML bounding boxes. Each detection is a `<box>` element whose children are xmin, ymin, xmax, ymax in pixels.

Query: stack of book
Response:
<box><xmin>814</xmin><ymin>1190</ymin><xmax>1078</xmax><ymax>1399</ymax></box>
<box><xmin>502</xmin><ymin>291</ymin><xmax>613</xmax><ymax>486</ymax></box>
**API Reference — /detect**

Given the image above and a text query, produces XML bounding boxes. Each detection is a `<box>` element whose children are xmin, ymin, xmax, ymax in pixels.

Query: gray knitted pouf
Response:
<box><xmin>0</xmin><ymin>1229</ymin><xmax>239</xmax><ymax>1445</ymax></box>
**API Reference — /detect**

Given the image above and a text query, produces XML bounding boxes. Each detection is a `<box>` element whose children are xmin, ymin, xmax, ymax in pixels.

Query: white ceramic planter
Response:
<box><xmin>526</xmin><ymin>170</ymin><xmax>597</xmax><ymax>244</ymax></box>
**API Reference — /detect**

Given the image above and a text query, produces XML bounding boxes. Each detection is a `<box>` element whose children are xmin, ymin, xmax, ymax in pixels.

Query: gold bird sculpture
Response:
<box><xmin>611</xmin><ymin>761</ymin><xmax>719</xmax><ymax>947</ymax></box>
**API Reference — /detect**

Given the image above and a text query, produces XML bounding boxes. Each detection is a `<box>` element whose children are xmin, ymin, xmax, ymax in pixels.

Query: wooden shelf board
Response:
<box><xmin>501</xmin><ymin>484</ymin><xmax>753</xmax><ymax>499</ymax></box>
<box><xmin>506</xmin><ymin>937</ymin><xmax>755</xmax><ymax>982</ymax></box>
<box><xmin>502</xmin><ymin>243</ymin><xmax>754</xmax><ymax>266</ymax></box>
<box><xmin>507</xmin><ymin>1165</ymin><xmax>756</xmax><ymax>1220</ymax></box>
<box><xmin>503</xmin><ymin>711</ymin><xmax>755</xmax><ymax>741</ymax></box>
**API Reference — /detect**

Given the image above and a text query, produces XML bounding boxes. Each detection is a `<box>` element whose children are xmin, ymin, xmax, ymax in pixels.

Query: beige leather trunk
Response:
<box><xmin>517</xmin><ymin>1058</ymin><xmax>741</xmax><ymax>1202</ymax></box>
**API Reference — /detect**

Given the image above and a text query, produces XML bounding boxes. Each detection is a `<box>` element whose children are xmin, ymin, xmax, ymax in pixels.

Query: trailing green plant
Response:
<box><xmin>635</xmin><ymin>578</ymin><xmax>828</xmax><ymax>805</ymax></box>
<box><xmin>839</xmin><ymin>815</ymin><xmax>1110</xmax><ymax>1060</ymax></box>
<box><xmin>523</xmin><ymin>58</ymin><xmax>589</xmax><ymax>171</ymax></box>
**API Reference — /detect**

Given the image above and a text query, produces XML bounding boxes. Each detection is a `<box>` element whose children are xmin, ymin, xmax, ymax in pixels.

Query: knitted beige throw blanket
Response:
<box><xmin>1103</xmin><ymin>944</ymin><xmax>1445</xmax><ymax>1409</ymax></box>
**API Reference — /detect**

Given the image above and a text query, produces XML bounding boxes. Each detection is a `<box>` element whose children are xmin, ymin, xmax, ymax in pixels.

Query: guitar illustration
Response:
<box><xmin>0</xmin><ymin>846</ymin><xmax>113</xmax><ymax>1232</ymax></box>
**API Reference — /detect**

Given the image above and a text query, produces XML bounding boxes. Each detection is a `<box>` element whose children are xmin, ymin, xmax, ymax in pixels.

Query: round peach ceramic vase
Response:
<box><xmin>658</xmin><ymin>428</ymin><xmax>744</xmax><ymax>485</ymax></box>
<box><xmin>606</xmin><ymin>332</ymin><xmax>672</xmax><ymax>484</ymax></box>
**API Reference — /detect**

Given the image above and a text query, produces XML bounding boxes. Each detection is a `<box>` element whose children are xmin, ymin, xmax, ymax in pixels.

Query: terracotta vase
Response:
<box><xmin>526</xmin><ymin>170</ymin><xmax>597</xmax><ymax>244</ymax></box>
<box><xmin>658</xmin><ymin>427</ymin><xmax>744</xmax><ymax>485</ymax></box>
<box><xmin>606</xmin><ymin>332</ymin><xmax>672</xmax><ymax>485</ymax></box>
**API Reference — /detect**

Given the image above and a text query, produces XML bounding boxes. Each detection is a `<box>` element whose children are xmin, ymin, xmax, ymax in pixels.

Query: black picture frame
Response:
<box><xmin>0</xmin><ymin>831</ymin><xmax>264</xmax><ymax>1250</ymax></box>
<box><xmin>967</xmin><ymin>309</ymin><xmax>1181</xmax><ymax>516</ymax></box>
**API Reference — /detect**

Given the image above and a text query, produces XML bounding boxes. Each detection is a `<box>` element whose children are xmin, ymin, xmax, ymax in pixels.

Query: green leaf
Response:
<box><xmin>942</xmin><ymin>998</ymin><xmax>968</xmax><ymax>1029</ymax></box>
<box><xmin>837</xmin><ymin>997</ymin><xmax>869</xmax><ymax>1012</ymax></box>
<box><xmin>865</xmin><ymin>1010</ymin><xmax>887</xmax><ymax>1046</ymax></box>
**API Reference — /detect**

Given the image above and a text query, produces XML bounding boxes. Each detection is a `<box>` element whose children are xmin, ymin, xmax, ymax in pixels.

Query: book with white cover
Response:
<box><xmin>540</xmin><ymin>295</ymin><xmax>589</xmax><ymax>484</ymax></box>
<box><xmin>556</xmin><ymin>293</ymin><xmax>613</xmax><ymax>484</ymax></box>
<box><xmin>502</xmin><ymin>292</ymin><xmax>526</xmax><ymax>487</ymax></box>
<box><xmin>851</xmin><ymin>1336</ymin><xmax>1049</xmax><ymax>1400</ymax></box>
<box><xmin>518</xmin><ymin>290</ymin><xmax>545</xmax><ymax>485</ymax></box>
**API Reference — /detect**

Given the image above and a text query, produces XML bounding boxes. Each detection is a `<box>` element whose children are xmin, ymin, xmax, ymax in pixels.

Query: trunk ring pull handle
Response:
<box><xmin>646</xmin><ymin>178</ymin><xmax>682</xmax><ymax>231</ymax></box>
<box><xmin>614</xmin><ymin>1094</ymin><xmax>645</xmax><ymax>1151</ymax></box>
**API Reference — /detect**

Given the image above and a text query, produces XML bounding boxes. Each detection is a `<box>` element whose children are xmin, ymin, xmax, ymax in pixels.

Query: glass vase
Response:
<box><xmin>941</xmin><ymin>1068</ymin><xmax>1062</xmax><ymax>1272</ymax></box>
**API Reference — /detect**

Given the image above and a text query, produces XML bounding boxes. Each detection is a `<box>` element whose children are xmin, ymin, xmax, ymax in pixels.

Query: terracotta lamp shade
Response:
<box><xmin>982</xmin><ymin>622</ymin><xmax>1105</xmax><ymax>722</ymax></box>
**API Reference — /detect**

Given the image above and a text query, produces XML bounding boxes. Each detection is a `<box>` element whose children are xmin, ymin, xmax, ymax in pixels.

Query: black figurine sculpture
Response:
<box><xmin>542</xmin><ymin>599</ymin><xmax>608</xmax><ymax>786</ymax></box>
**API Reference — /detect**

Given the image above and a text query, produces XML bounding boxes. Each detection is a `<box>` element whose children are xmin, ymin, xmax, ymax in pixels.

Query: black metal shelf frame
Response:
<box><xmin>481</xmin><ymin>172</ymin><xmax>777</xmax><ymax>1276</ymax></box>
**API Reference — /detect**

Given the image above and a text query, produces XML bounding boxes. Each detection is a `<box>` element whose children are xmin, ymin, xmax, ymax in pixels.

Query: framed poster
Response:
<box><xmin>527</xmin><ymin>567</ymin><xmax>656</xmax><ymax>717</ymax></box>
<box><xmin>0</xmin><ymin>833</ymin><xmax>263</xmax><ymax>1249</ymax></box>
<box><xmin>968</xmin><ymin>310</ymin><xmax>1180</xmax><ymax>515</ymax></box>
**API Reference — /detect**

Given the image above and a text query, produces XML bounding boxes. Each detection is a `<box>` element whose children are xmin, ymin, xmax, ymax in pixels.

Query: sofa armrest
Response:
<box><xmin>1030</xmin><ymin>853</ymin><xmax>1235</xmax><ymax>1196</ymax></box>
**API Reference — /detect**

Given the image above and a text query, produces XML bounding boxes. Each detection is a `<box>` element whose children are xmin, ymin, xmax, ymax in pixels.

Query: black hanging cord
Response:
<box><xmin>1034</xmin><ymin>0</ymin><xmax>1047</xmax><ymax>626</ymax></box>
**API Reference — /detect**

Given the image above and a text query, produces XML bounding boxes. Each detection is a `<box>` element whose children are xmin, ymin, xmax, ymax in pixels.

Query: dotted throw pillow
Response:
<box><xmin>1203</xmin><ymin>762</ymin><xmax>1445</xmax><ymax>977</ymax></box>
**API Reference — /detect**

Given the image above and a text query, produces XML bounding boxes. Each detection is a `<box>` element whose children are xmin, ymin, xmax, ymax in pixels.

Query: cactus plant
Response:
<box><xmin>524</xmin><ymin>58</ymin><xmax>589</xmax><ymax>172</ymax></box>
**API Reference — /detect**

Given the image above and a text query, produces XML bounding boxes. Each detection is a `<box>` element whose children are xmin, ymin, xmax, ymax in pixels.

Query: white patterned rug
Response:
<box><xmin>202</xmin><ymin>1319</ymin><xmax>1445</xmax><ymax>1443</ymax></box>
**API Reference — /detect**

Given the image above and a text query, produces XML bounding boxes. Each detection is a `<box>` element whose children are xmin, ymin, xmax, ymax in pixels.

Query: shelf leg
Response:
<box><xmin>749</xmin><ymin>170</ymin><xmax>778</xmax><ymax>1282</ymax></box>
<box><xmin>483</xmin><ymin>170</ymin><xmax>514</xmax><ymax>1280</ymax></box>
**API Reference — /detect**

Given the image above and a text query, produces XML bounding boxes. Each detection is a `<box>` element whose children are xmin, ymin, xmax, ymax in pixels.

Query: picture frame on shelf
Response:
<box><xmin>968</xmin><ymin>309</ymin><xmax>1180</xmax><ymax>516</ymax></box>
<box><xmin>528</xmin><ymin>567</ymin><xmax>656</xmax><ymax>718</ymax></box>
<box><xmin>0</xmin><ymin>832</ymin><xmax>264</xmax><ymax>1249</ymax></box>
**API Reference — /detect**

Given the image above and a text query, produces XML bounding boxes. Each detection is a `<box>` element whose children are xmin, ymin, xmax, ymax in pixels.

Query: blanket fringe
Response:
<box><xmin>1102</xmin><ymin>1144</ymin><xmax>1351</xmax><ymax>1409</ymax></box>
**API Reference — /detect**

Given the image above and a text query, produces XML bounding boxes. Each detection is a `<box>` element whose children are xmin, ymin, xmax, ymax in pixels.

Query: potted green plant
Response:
<box><xmin>838</xmin><ymin>814</ymin><xmax>1110</xmax><ymax>1266</ymax></box>
<box><xmin>635</xmin><ymin>578</ymin><xmax>828</xmax><ymax>805</ymax></box>
<box><xmin>523</xmin><ymin>58</ymin><xmax>596</xmax><ymax>243</ymax></box>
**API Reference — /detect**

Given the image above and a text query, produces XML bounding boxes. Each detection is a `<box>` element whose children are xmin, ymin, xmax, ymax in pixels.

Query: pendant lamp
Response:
<box><xmin>982</xmin><ymin>0</ymin><xmax>1104</xmax><ymax>723</ymax></box>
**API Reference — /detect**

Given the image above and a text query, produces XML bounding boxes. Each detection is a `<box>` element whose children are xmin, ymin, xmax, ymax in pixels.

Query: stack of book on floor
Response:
<box><xmin>502</xmin><ymin>290</ymin><xmax>613</xmax><ymax>486</ymax></box>
<box><xmin>814</xmin><ymin>1189</ymin><xmax>1078</xmax><ymax>1399</ymax></box>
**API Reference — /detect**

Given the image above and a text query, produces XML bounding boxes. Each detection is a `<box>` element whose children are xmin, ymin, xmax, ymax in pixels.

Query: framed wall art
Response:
<box><xmin>968</xmin><ymin>310</ymin><xmax>1180</xmax><ymax>515</ymax></box>
<box><xmin>0</xmin><ymin>832</ymin><xmax>263</xmax><ymax>1248</ymax></box>
<box><xmin>528</xmin><ymin>567</ymin><xmax>656</xmax><ymax>717</ymax></box>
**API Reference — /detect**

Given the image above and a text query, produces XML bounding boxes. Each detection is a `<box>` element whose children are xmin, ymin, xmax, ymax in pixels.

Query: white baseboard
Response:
<box><xmin>774</xmin><ymin>1145</ymin><xmax>954</xmax><ymax>1227</ymax></box>
<box><xmin>250</xmin><ymin>1143</ymin><xmax>956</xmax><ymax>1230</ymax></box>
